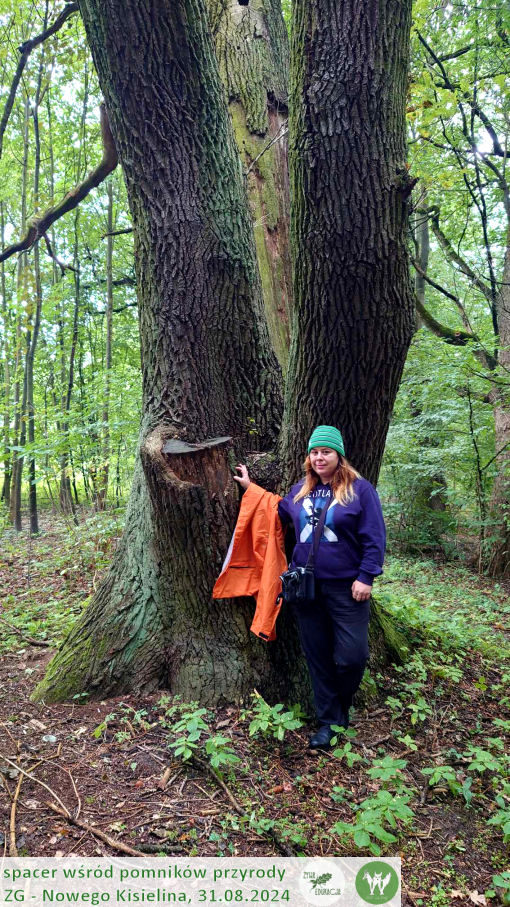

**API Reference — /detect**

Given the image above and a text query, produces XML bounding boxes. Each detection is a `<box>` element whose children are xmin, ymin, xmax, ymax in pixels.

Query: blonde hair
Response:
<box><xmin>293</xmin><ymin>454</ymin><xmax>360</xmax><ymax>506</ymax></box>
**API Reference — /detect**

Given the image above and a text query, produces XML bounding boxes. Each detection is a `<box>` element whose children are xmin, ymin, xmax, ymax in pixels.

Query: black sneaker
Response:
<box><xmin>309</xmin><ymin>726</ymin><xmax>336</xmax><ymax>749</ymax></box>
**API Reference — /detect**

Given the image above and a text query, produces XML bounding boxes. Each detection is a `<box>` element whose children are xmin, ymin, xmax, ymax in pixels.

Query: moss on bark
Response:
<box><xmin>210</xmin><ymin>0</ymin><xmax>292</xmax><ymax>370</ymax></box>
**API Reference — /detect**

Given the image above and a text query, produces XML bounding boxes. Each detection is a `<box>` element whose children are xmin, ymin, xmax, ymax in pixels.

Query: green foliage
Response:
<box><xmin>331</xmin><ymin>739</ymin><xmax>364</xmax><ymax>768</ymax></box>
<box><xmin>378</xmin><ymin>0</ymin><xmax>510</xmax><ymax>568</ymax></box>
<box><xmin>487</xmin><ymin>783</ymin><xmax>510</xmax><ymax>843</ymax></box>
<box><xmin>333</xmin><ymin>790</ymin><xmax>415</xmax><ymax>856</ymax></box>
<box><xmin>161</xmin><ymin>698</ymin><xmax>240</xmax><ymax>772</ymax></box>
<box><xmin>464</xmin><ymin>746</ymin><xmax>506</xmax><ymax>775</ymax></box>
<box><xmin>422</xmin><ymin>764</ymin><xmax>473</xmax><ymax>804</ymax></box>
<box><xmin>367</xmin><ymin>755</ymin><xmax>409</xmax><ymax>790</ymax></box>
<box><xmin>377</xmin><ymin>557</ymin><xmax>510</xmax><ymax>663</ymax></box>
<box><xmin>91</xmin><ymin>704</ymin><xmax>150</xmax><ymax>742</ymax></box>
<box><xmin>486</xmin><ymin>870</ymin><xmax>510</xmax><ymax>905</ymax></box>
<box><xmin>241</xmin><ymin>692</ymin><xmax>305</xmax><ymax>742</ymax></box>
<box><xmin>407</xmin><ymin>695</ymin><xmax>433</xmax><ymax>725</ymax></box>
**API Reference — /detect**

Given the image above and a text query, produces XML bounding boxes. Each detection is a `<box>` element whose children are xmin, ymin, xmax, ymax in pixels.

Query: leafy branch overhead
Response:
<box><xmin>0</xmin><ymin>2</ymin><xmax>79</xmax><ymax>158</ymax></box>
<box><xmin>0</xmin><ymin>103</ymin><xmax>118</xmax><ymax>263</ymax></box>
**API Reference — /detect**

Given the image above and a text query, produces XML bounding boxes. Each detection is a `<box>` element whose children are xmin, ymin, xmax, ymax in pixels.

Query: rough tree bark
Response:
<box><xmin>33</xmin><ymin>0</ymin><xmax>301</xmax><ymax>705</ymax></box>
<box><xmin>280</xmin><ymin>0</ymin><xmax>416</xmax><ymax>485</ymax></box>
<box><xmin>209</xmin><ymin>0</ymin><xmax>293</xmax><ymax>368</ymax></box>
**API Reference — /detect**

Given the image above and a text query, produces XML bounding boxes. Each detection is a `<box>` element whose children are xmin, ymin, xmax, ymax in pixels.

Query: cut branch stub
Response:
<box><xmin>140</xmin><ymin>427</ymin><xmax>238</xmax><ymax>581</ymax></box>
<box><xmin>161</xmin><ymin>435</ymin><xmax>233</xmax><ymax>489</ymax></box>
<box><xmin>162</xmin><ymin>436</ymin><xmax>232</xmax><ymax>454</ymax></box>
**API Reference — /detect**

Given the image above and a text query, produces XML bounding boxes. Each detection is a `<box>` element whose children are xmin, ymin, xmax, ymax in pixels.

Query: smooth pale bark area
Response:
<box><xmin>209</xmin><ymin>0</ymin><xmax>292</xmax><ymax>369</ymax></box>
<box><xmin>33</xmin><ymin>0</ymin><xmax>297</xmax><ymax>705</ymax></box>
<box><xmin>280</xmin><ymin>0</ymin><xmax>416</xmax><ymax>485</ymax></box>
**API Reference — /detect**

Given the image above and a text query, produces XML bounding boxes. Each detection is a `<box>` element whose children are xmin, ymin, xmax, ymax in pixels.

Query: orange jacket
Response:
<box><xmin>212</xmin><ymin>482</ymin><xmax>287</xmax><ymax>641</ymax></box>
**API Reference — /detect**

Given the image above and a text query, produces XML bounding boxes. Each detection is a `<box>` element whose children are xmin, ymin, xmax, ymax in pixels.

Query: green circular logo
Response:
<box><xmin>355</xmin><ymin>861</ymin><xmax>400</xmax><ymax>904</ymax></box>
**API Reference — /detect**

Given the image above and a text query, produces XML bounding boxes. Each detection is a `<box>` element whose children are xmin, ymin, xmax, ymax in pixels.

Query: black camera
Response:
<box><xmin>278</xmin><ymin>566</ymin><xmax>315</xmax><ymax>604</ymax></box>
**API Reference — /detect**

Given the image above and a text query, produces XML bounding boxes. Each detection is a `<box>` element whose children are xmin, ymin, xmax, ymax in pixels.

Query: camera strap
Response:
<box><xmin>305</xmin><ymin>491</ymin><xmax>333</xmax><ymax>571</ymax></box>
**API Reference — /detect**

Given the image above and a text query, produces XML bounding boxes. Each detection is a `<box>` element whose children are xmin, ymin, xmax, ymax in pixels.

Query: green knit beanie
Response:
<box><xmin>307</xmin><ymin>425</ymin><xmax>345</xmax><ymax>456</ymax></box>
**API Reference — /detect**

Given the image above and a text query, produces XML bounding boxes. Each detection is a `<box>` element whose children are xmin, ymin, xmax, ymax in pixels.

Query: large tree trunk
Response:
<box><xmin>33</xmin><ymin>0</ymin><xmax>290</xmax><ymax>704</ymax></box>
<box><xmin>280</xmin><ymin>0</ymin><xmax>416</xmax><ymax>485</ymax></box>
<box><xmin>210</xmin><ymin>0</ymin><xmax>293</xmax><ymax>369</ymax></box>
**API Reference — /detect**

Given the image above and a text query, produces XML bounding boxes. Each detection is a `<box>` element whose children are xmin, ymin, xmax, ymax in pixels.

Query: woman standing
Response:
<box><xmin>234</xmin><ymin>425</ymin><xmax>386</xmax><ymax>749</ymax></box>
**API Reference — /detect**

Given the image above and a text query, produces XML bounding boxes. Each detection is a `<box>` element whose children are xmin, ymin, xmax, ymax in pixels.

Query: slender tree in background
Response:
<box><xmin>59</xmin><ymin>68</ymin><xmax>90</xmax><ymax>518</ymax></box>
<box><xmin>95</xmin><ymin>177</ymin><xmax>114</xmax><ymax>511</ymax></box>
<box><xmin>9</xmin><ymin>94</ymin><xmax>30</xmax><ymax>531</ymax></box>
<box><xmin>33</xmin><ymin>0</ymin><xmax>286</xmax><ymax>704</ymax></box>
<box><xmin>26</xmin><ymin>3</ymin><xmax>50</xmax><ymax>535</ymax></box>
<box><xmin>280</xmin><ymin>0</ymin><xmax>416</xmax><ymax>486</ymax></box>
<box><xmin>0</xmin><ymin>202</ymin><xmax>11</xmax><ymax>508</ymax></box>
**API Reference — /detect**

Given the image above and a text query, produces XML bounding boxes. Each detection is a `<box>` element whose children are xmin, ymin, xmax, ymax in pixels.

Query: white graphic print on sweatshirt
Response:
<box><xmin>299</xmin><ymin>494</ymin><xmax>338</xmax><ymax>543</ymax></box>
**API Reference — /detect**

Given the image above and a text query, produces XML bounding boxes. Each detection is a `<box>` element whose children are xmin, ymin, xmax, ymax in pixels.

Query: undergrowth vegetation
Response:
<box><xmin>1</xmin><ymin>515</ymin><xmax>509</xmax><ymax>903</ymax></box>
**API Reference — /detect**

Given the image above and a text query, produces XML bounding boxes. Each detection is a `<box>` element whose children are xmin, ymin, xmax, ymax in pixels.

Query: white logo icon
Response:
<box><xmin>363</xmin><ymin>871</ymin><xmax>392</xmax><ymax>896</ymax></box>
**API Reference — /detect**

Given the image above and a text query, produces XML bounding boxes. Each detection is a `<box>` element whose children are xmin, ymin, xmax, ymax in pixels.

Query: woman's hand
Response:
<box><xmin>351</xmin><ymin>580</ymin><xmax>372</xmax><ymax>602</ymax></box>
<box><xmin>233</xmin><ymin>464</ymin><xmax>251</xmax><ymax>490</ymax></box>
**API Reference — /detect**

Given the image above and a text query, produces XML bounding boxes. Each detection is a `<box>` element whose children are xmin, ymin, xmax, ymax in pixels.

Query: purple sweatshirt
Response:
<box><xmin>277</xmin><ymin>478</ymin><xmax>386</xmax><ymax>585</ymax></box>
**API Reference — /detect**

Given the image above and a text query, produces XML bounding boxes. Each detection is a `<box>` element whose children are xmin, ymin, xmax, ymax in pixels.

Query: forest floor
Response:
<box><xmin>1</xmin><ymin>508</ymin><xmax>510</xmax><ymax>907</ymax></box>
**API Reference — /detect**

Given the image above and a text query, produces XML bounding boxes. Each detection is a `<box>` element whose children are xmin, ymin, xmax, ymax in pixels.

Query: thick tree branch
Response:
<box><xmin>0</xmin><ymin>103</ymin><xmax>118</xmax><ymax>263</ymax></box>
<box><xmin>415</xmin><ymin>297</ymin><xmax>478</xmax><ymax>346</ymax></box>
<box><xmin>100</xmin><ymin>227</ymin><xmax>133</xmax><ymax>239</ymax></box>
<box><xmin>438</xmin><ymin>45</ymin><xmax>472</xmax><ymax>62</ymax></box>
<box><xmin>0</xmin><ymin>3</ymin><xmax>79</xmax><ymax>158</ymax></box>
<box><xmin>412</xmin><ymin>255</ymin><xmax>497</xmax><ymax>368</ymax></box>
<box><xmin>82</xmin><ymin>276</ymin><xmax>136</xmax><ymax>291</ymax></box>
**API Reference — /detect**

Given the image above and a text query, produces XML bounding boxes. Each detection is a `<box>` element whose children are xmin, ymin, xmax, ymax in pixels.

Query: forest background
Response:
<box><xmin>1</xmin><ymin>0</ymin><xmax>509</xmax><ymax>573</ymax></box>
<box><xmin>0</xmin><ymin>0</ymin><xmax>510</xmax><ymax>904</ymax></box>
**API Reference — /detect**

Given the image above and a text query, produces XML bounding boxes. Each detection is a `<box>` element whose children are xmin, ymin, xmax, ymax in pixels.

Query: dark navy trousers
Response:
<box><xmin>292</xmin><ymin>578</ymin><xmax>370</xmax><ymax>728</ymax></box>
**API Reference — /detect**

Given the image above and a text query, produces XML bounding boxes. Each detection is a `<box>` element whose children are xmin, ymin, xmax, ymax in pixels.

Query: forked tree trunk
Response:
<box><xmin>280</xmin><ymin>0</ymin><xmax>415</xmax><ymax>485</ymax></box>
<box><xmin>33</xmin><ymin>0</ymin><xmax>298</xmax><ymax>705</ymax></box>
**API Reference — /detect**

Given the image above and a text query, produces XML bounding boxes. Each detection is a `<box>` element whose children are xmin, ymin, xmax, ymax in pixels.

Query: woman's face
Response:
<box><xmin>309</xmin><ymin>447</ymin><xmax>339</xmax><ymax>482</ymax></box>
